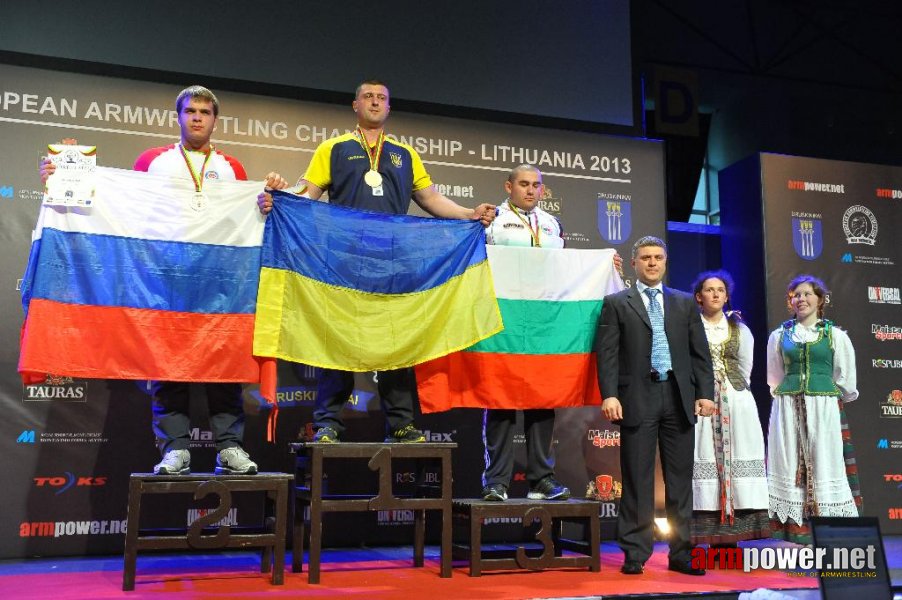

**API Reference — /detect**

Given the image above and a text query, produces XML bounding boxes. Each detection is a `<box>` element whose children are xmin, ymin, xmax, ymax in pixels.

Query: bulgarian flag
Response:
<box><xmin>416</xmin><ymin>245</ymin><xmax>624</xmax><ymax>412</ymax></box>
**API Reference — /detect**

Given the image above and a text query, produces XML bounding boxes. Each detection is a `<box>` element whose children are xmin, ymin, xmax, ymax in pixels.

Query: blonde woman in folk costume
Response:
<box><xmin>690</xmin><ymin>270</ymin><xmax>770</xmax><ymax>546</ymax></box>
<box><xmin>766</xmin><ymin>275</ymin><xmax>861</xmax><ymax>544</ymax></box>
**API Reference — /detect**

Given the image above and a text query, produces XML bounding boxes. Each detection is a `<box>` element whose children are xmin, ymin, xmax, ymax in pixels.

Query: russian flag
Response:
<box><xmin>19</xmin><ymin>166</ymin><xmax>269</xmax><ymax>386</ymax></box>
<box><xmin>416</xmin><ymin>245</ymin><xmax>624</xmax><ymax>411</ymax></box>
<box><xmin>253</xmin><ymin>191</ymin><xmax>503</xmax><ymax>371</ymax></box>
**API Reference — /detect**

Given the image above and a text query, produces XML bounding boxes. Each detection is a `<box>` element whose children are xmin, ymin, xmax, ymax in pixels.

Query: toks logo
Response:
<box><xmin>33</xmin><ymin>473</ymin><xmax>107</xmax><ymax>495</ymax></box>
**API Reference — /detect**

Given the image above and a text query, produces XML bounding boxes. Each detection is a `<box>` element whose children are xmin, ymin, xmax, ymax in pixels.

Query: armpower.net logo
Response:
<box><xmin>691</xmin><ymin>545</ymin><xmax>880</xmax><ymax>578</ymax></box>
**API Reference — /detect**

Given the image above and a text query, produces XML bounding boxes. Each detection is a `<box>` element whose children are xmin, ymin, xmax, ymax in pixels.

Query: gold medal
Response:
<box><xmin>364</xmin><ymin>169</ymin><xmax>383</xmax><ymax>188</ymax></box>
<box><xmin>356</xmin><ymin>127</ymin><xmax>387</xmax><ymax>189</ymax></box>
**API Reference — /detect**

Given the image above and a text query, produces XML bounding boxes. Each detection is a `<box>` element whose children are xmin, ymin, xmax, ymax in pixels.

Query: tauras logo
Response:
<box><xmin>23</xmin><ymin>375</ymin><xmax>87</xmax><ymax>401</ymax></box>
<box><xmin>538</xmin><ymin>198</ymin><xmax>561</xmax><ymax>213</ymax></box>
<box><xmin>880</xmin><ymin>390</ymin><xmax>902</xmax><ymax>418</ymax></box>
<box><xmin>873</xmin><ymin>324</ymin><xmax>902</xmax><ymax>341</ymax></box>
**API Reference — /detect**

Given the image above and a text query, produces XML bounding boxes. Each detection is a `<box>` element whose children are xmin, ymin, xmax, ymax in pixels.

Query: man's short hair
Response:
<box><xmin>631</xmin><ymin>235</ymin><xmax>667</xmax><ymax>259</ymax></box>
<box><xmin>355</xmin><ymin>79</ymin><xmax>390</xmax><ymax>98</ymax></box>
<box><xmin>176</xmin><ymin>85</ymin><xmax>220</xmax><ymax>117</ymax></box>
<box><xmin>508</xmin><ymin>164</ymin><xmax>542</xmax><ymax>182</ymax></box>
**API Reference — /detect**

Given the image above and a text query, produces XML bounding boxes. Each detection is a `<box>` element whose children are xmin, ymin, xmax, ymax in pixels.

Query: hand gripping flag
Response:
<box><xmin>19</xmin><ymin>166</ymin><xmax>273</xmax><ymax>394</ymax></box>
<box><xmin>416</xmin><ymin>245</ymin><xmax>624</xmax><ymax>412</ymax></box>
<box><xmin>252</xmin><ymin>191</ymin><xmax>503</xmax><ymax>371</ymax></box>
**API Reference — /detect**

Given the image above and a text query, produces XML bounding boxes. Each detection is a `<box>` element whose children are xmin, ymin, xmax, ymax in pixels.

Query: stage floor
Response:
<box><xmin>1</xmin><ymin>537</ymin><xmax>899</xmax><ymax>599</ymax></box>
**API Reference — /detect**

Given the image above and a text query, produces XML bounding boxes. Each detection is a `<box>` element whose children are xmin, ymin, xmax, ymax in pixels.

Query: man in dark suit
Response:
<box><xmin>597</xmin><ymin>235</ymin><xmax>715</xmax><ymax>576</ymax></box>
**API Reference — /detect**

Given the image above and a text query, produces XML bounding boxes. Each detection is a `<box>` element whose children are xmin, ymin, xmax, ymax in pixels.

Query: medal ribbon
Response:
<box><xmin>355</xmin><ymin>127</ymin><xmax>385</xmax><ymax>174</ymax></box>
<box><xmin>179</xmin><ymin>144</ymin><xmax>213</xmax><ymax>193</ymax></box>
<box><xmin>509</xmin><ymin>203</ymin><xmax>541</xmax><ymax>247</ymax></box>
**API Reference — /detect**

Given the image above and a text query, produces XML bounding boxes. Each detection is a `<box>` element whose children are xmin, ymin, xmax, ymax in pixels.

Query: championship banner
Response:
<box><xmin>19</xmin><ymin>166</ymin><xmax>269</xmax><ymax>385</ymax></box>
<box><xmin>253</xmin><ymin>190</ymin><xmax>503</xmax><ymax>371</ymax></box>
<box><xmin>416</xmin><ymin>246</ymin><xmax>624</xmax><ymax>411</ymax></box>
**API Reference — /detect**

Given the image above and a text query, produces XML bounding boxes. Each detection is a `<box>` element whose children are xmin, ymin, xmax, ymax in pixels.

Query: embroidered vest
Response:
<box><xmin>720</xmin><ymin>318</ymin><xmax>748</xmax><ymax>391</ymax></box>
<box><xmin>774</xmin><ymin>319</ymin><xmax>841</xmax><ymax>396</ymax></box>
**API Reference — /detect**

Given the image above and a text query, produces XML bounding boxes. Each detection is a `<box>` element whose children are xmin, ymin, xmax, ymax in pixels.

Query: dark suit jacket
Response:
<box><xmin>596</xmin><ymin>285</ymin><xmax>714</xmax><ymax>427</ymax></box>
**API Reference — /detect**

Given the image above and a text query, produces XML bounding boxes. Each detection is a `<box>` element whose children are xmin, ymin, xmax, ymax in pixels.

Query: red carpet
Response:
<box><xmin>0</xmin><ymin>550</ymin><xmax>820</xmax><ymax>599</ymax></box>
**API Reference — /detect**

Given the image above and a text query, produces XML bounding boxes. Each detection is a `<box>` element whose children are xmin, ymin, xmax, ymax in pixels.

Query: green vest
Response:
<box><xmin>774</xmin><ymin>319</ymin><xmax>841</xmax><ymax>396</ymax></box>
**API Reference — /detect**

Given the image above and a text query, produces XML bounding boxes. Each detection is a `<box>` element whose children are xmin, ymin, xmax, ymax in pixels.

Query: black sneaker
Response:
<box><xmin>481</xmin><ymin>484</ymin><xmax>508</xmax><ymax>501</ymax></box>
<box><xmin>385</xmin><ymin>424</ymin><xmax>426</xmax><ymax>443</ymax></box>
<box><xmin>527</xmin><ymin>475</ymin><xmax>570</xmax><ymax>500</ymax></box>
<box><xmin>313</xmin><ymin>426</ymin><xmax>339</xmax><ymax>443</ymax></box>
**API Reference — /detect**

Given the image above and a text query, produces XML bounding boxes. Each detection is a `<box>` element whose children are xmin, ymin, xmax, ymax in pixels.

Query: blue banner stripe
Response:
<box><xmin>30</xmin><ymin>228</ymin><xmax>260</xmax><ymax>313</ymax></box>
<box><xmin>263</xmin><ymin>191</ymin><xmax>487</xmax><ymax>294</ymax></box>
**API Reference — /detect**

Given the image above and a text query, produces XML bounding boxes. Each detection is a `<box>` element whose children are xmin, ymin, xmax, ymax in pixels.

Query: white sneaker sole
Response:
<box><xmin>154</xmin><ymin>467</ymin><xmax>190</xmax><ymax>475</ymax></box>
<box><xmin>526</xmin><ymin>490</ymin><xmax>571</xmax><ymax>500</ymax></box>
<box><xmin>214</xmin><ymin>466</ymin><xmax>258</xmax><ymax>475</ymax></box>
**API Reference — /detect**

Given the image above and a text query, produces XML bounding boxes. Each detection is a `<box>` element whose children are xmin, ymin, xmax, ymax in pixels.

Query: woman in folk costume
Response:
<box><xmin>690</xmin><ymin>270</ymin><xmax>770</xmax><ymax>546</ymax></box>
<box><xmin>766</xmin><ymin>275</ymin><xmax>861</xmax><ymax>544</ymax></box>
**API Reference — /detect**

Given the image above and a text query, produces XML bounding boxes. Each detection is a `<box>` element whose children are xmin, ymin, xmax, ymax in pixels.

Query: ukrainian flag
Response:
<box><xmin>253</xmin><ymin>191</ymin><xmax>503</xmax><ymax>371</ymax></box>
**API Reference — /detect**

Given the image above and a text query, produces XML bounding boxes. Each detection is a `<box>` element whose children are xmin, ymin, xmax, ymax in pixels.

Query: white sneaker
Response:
<box><xmin>153</xmin><ymin>449</ymin><xmax>190</xmax><ymax>475</ymax></box>
<box><xmin>215</xmin><ymin>447</ymin><xmax>258</xmax><ymax>475</ymax></box>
